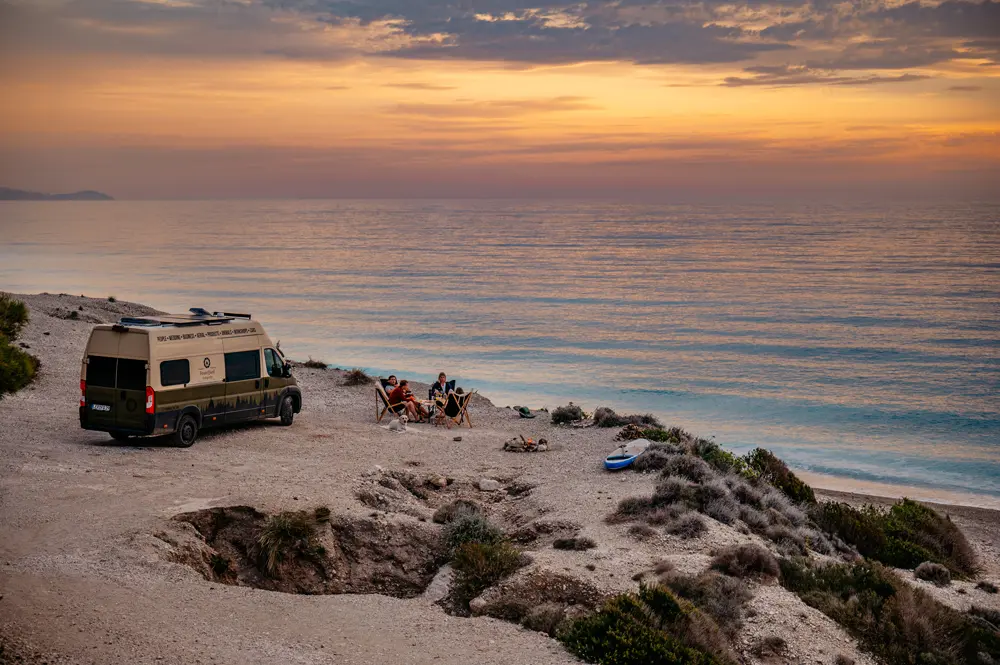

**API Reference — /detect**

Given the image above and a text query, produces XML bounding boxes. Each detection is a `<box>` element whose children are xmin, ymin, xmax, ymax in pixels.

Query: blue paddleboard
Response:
<box><xmin>604</xmin><ymin>439</ymin><xmax>651</xmax><ymax>470</ymax></box>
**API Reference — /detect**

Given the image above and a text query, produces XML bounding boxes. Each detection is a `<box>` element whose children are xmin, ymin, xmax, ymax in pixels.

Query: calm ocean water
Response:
<box><xmin>1</xmin><ymin>200</ymin><xmax>998</xmax><ymax>502</ymax></box>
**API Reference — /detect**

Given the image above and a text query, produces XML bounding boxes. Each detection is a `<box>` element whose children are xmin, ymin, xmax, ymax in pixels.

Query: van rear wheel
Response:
<box><xmin>110</xmin><ymin>431</ymin><xmax>131</xmax><ymax>443</ymax></box>
<box><xmin>174</xmin><ymin>415</ymin><xmax>198</xmax><ymax>447</ymax></box>
<box><xmin>279</xmin><ymin>396</ymin><xmax>295</xmax><ymax>426</ymax></box>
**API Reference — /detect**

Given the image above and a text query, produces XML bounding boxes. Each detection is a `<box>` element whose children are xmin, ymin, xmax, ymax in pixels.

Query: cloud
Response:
<box><xmin>948</xmin><ymin>85</ymin><xmax>983</xmax><ymax>91</ymax></box>
<box><xmin>387</xmin><ymin>95</ymin><xmax>598</xmax><ymax>119</ymax></box>
<box><xmin>723</xmin><ymin>65</ymin><xmax>931</xmax><ymax>87</ymax></box>
<box><xmin>383</xmin><ymin>82</ymin><xmax>457</xmax><ymax>90</ymax></box>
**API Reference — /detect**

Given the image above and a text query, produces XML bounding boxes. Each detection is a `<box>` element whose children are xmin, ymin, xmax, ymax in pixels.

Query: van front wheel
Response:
<box><xmin>174</xmin><ymin>415</ymin><xmax>198</xmax><ymax>447</ymax></box>
<box><xmin>279</xmin><ymin>396</ymin><xmax>295</xmax><ymax>426</ymax></box>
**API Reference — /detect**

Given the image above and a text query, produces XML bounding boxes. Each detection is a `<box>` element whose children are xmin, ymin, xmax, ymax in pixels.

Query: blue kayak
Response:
<box><xmin>604</xmin><ymin>439</ymin><xmax>651</xmax><ymax>470</ymax></box>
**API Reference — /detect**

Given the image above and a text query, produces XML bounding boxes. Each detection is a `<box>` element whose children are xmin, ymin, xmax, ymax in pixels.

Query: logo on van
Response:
<box><xmin>204</xmin><ymin>357</ymin><xmax>211</xmax><ymax>368</ymax></box>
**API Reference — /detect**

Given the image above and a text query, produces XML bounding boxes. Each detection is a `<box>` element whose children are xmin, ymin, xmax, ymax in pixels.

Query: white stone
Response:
<box><xmin>478</xmin><ymin>478</ymin><xmax>501</xmax><ymax>492</ymax></box>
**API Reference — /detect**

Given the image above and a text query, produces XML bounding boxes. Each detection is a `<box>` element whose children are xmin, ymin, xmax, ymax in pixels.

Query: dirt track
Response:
<box><xmin>2</xmin><ymin>293</ymin><xmax>998</xmax><ymax>664</ymax></box>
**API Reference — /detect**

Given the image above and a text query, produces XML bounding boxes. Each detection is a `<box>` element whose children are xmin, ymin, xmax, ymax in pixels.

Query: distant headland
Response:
<box><xmin>0</xmin><ymin>187</ymin><xmax>114</xmax><ymax>201</ymax></box>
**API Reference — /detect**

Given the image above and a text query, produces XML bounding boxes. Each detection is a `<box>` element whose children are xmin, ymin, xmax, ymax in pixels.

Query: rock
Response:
<box><xmin>427</xmin><ymin>475</ymin><xmax>448</xmax><ymax>490</ymax></box>
<box><xmin>478</xmin><ymin>478</ymin><xmax>502</xmax><ymax>492</ymax></box>
<box><xmin>453</xmin><ymin>436</ymin><xmax>462</xmax><ymax>442</ymax></box>
<box><xmin>469</xmin><ymin>596</ymin><xmax>488</xmax><ymax>615</ymax></box>
<box><xmin>537</xmin><ymin>444</ymin><xmax>548</xmax><ymax>452</ymax></box>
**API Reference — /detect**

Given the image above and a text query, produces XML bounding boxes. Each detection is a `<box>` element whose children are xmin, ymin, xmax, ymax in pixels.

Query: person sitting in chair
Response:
<box><xmin>429</xmin><ymin>372</ymin><xmax>456</xmax><ymax>401</ymax></box>
<box><xmin>389</xmin><ymin>380</ymin><xmax>428</xmax><ymax>422</ymax></box>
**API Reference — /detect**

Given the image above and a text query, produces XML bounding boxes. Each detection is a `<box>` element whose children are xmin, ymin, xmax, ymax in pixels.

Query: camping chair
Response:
<box><xmin>375</xmin><ymin>378</ymin><xmax>407</xmax><ymax>423</ymax></box>
<box><xmin>437</xmin><ymin>390</ymin><xmax>476</xmax><ymax>429</ymax></box>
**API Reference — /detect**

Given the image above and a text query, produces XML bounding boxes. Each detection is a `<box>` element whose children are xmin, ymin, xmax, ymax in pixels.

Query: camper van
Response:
<box><xmin>79</xmin><ymin>309</ymin><xmax>302</xmax><ymax>447</ymax></box>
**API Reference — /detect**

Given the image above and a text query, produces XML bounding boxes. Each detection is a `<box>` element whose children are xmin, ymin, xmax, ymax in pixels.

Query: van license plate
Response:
<box><xmin>91</xmin><ymin>404</ymin><xmax>111</xmax><ymax>412</ymax></box>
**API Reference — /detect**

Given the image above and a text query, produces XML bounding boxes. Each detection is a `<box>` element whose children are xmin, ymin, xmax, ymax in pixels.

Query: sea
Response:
<box><xmin>1</xmin><ymin>200</ymin><xmax>998</xmax><ymax>506</ymax></box>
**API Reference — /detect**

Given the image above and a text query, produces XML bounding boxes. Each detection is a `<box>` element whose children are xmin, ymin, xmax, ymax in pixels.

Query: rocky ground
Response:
<box><xmin>1</xmin><ymin>293</ymin><xmax>998</xmax><ymax>665</ymax></box>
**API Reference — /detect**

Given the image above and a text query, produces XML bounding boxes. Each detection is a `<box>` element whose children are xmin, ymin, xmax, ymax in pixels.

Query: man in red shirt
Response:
<box><xmin>388</xmin><ymin>380</ymin><xmax>427</xmax><ymax>422</ymax></box>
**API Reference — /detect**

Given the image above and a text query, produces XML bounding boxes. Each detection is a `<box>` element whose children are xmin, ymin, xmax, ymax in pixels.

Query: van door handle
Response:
<box><xmin>255</xmin><ymin>380</ymin><xmax>260</xmax><ymax>389</ymax></box>
<box><xmin>264</xmin><ymin>378</ymin><xmax>270</xmax><ymax>388</ymax></box>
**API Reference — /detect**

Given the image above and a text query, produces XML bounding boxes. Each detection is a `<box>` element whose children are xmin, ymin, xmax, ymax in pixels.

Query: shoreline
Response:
<box><xmin>326</xmin><ymin>360</ymin><xmax>1000</xmax><ymax>513</ymax></box>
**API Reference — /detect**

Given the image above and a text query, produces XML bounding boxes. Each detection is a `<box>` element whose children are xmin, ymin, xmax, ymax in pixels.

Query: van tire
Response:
<box><xmin>280</xmin><ymin>396</ymin><xmax>295</xmax><ymax>426</ymax></box>
<box><xmin>174</xmin><ymin>415</ymin><xmax>198</xmax><ymax>447</ymax></box>
<box><xmin>110</xmin><ymin>431</ymin><xmax>131</xmax><ymax>443</ymax></box>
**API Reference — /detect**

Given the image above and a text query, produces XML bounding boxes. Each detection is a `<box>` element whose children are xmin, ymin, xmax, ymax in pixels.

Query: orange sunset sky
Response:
<box><xmin>0</xmin><ymin>0</ymin><xmax>998</xmax><ymax>199</ymax></box>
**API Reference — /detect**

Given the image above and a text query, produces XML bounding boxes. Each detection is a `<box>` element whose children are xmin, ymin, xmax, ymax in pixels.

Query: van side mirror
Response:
<box><xmin>282</xmin><ymin>363</ymin><xmax>292</xmax><ymax>378</ymax></box>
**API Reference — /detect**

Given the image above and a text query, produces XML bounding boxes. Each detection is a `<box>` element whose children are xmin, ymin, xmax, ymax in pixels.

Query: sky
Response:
<box><xmin>0</xmin><ymin>0</ymin><xmax>998</xmax><ymax>200</ymax></box>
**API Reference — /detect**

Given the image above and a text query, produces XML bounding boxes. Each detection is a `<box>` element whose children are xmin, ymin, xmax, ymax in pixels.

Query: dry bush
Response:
<box><xmin>751</xmin><ymin>636</ymin><xmax>787</xmax><ymax>658</ymax></box>
<box><xmin>976</xmin><ymin>581</ymin><xmax>998</xmax><ymax>594</ymax></box>
<box><xmin>553</xmin><ymin>536</ymin><xmax>597</xmax><ymax>551</ymax></box>
<box><xmin>646</xmin><ymin>505</ymin><xmax>684</xmax><ymax>526</ymax></box>
<box><xmin>915</xmin><ymin>561</ymin><xmax>952</xmax><ymax>586</ymax></box>
<box><xmin>661</xmin><ymin>571</ymin><xmax>752</xmax><ymax>638</ymax></box>
<box><xmin>666</xmin><ymin>513</ymin><xmax>708</xmax><ymax>539</ymax></box>
<box><xmin>834</xmin><ymin>655</ymin><xmax>855</xmax><ymax>665</ymax></box>
<box><xmin>662</xmin><ymin>455</ymin><xmax>715</xmax><ymax>483</ymax></box>
<box><xmin>739</xmin><ymin>504</ymin><xmax>770</xmax><ymax>532</ymax></box>
<box><xmin>301</xmin><ymin>357</ymin><xmax>329</xmax><ymax>369</ymax></box>
<box><xmin>593</xmin><ymin>407</ymin><xmax>662</xmax><ymax>429</ymax></box>
<box><xmin>607</xmin><ymin>496</ymin><xmax>655</xmax><ymax>523</ymax></box>
<box><xmin>704</xmin><ymin>498</ymin><xmax>739</xmax><ymax>525</ymax></box>
<box><xmin>633</xmin><ymin>443</ymin><xmax>686</xmax><ymax>472</ymax></box>
<box><xmin>551</xmin><ymin>403</ymin><xmax>584</xmax><ymax>424</ymax></box>
<box><xmin>653</xmin><ymin>477</ymin><xmax>696</xmax><ymax>507</ymax></box>
<box><xmin>968</xmin><ymin>606</ymin><xmax>1000</xmax><ymax>627</ymax></box>
<box><xmin>432</xmin><ymin>499</ymin><xmax>481</xmax><ymax>525</ymax></box>
<box><xmin>628</xmin><ymin>524</ymin><xmax>657</xmax><ymax>540</ymax></box>
<box><xmin>710</xmin><ymin>544</ymin><xmax>780</xmax><ymax>580</ymax></box>
<box><xmin>342</xmin><ymin>367</ymin><xmax>371</xmax><ymax>385</ymax></box>
<box><xmin>726</xmin><ymin>475</ymin><xmax>764</xmax><ymax>506</ymax></box>
<box><xmin>522</xmin><ymin>603</ymin><xmax>569</xmax><ymax>636</ymax></box>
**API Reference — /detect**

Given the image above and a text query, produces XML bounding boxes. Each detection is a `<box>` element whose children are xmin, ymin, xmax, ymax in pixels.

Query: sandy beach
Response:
<box><xmin>2</xmin><ymin>293</ymin><xmax>998</xmax><ymax>665</ymax></box>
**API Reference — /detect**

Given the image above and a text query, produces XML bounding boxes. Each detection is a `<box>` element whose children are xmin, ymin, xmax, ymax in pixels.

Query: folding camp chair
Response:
<box><xmin>437</xmin><ymin>390</ymin><xmax>475</xmax><ymax>428</ymax></box>
<box><xmin>375</xmin><ymin>378</ymin><xmax>407</xmax><ymax>423</ymax></box>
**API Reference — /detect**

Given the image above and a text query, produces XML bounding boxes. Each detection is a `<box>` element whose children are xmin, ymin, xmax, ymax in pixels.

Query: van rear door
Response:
<box><xmin>84</xmin><ymin>355</ymin><xmax>118</xmax><ymax>430</ymax></box>
<box><xmin>115</xmin><ymin>358</ymin><xmax>148</xmax><ymax>431</ymax></box>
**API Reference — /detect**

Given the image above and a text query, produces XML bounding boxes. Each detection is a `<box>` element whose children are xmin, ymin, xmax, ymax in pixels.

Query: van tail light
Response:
<box><xmin>80</xmin><ymin>380</ymin><xmax>86</xmax><ymax>407</ymax></box>
<box><xmin>145</xmin><ymin>386</ymin><xmax>155</xmax><ymax>414</ymax></box>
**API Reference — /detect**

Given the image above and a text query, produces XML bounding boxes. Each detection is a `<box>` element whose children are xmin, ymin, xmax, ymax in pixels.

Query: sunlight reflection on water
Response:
<box><xmin>2</xmin><ymin>199</ymin><xmax>998</xmax><ymax>499</ymax></box>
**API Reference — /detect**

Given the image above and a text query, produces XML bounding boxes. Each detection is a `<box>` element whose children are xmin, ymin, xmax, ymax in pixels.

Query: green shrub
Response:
<box><xmin>451</xmin><ymin>541</ymin><xmax>525</xmax><ymax>609</ymax></box>
<box><xmin>812</xmin><ymin>499</ymin><xmax>978</xmax><ymax>576</ymax></box>
<box><xmin>0</xmin><ymin>293</ymin><xmax>29</xmax><ymax>340</ymax></box>
<box><xmin>642</xmin><ymin>427</ymin><xmax>691</xmax><ymax>444</ymax></box>
<box><xmin>778</xmin><ymin>558</ymin><xmax>1000</xmax><ymax>665</ymax></box>
<box><xmin>255</xmin><ymin>511</ymin><xmax>317</xmax><ymax>575</ymax></box>
<box><xmin>691</xmin><ymin>439</ymin><xmax>749</xmax><ymax>476</ymax></box>
<box><xmin>0</xmin><ymin>341</ymin><xmax>39</xmax><ymax>398</ymax></box>
<box><xmin>551</xmin><ymin>403</ymin><xmax>584</xmax><ymax>424</ymax></box>
<box><xmin>743</xmin><ymin>449</ymin><xmax>816</xmax><ymax>505</ymax></box>
<box><xmin>560</xmin><ymin>586</ymin><xmax>724</xmax><ymax>665</ymax></box>
<box><xmin>661</xmin><ymin>572</ymin><xmax>752</xmax><ymax>638</ymax></box>
<box><xmin>443</xmin><ymin>513</ymin><xmax>504</xmax><ymax>552</ymax></box>
<box><xmin>432</xmin><ymin>499</ymin><xmax>481</xmax><ymax>524</ymax></box>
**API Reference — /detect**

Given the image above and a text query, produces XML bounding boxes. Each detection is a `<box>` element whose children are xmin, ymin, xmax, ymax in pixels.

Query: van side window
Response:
<box><xmin>160</xmin><ymin>359</ymin><xmax>190</xmax><ymax>387</ymax></box>
<box><xmin>117</xmin><ymin>359</ymin><xmax>147</xmax><ymax>391</ymax></box>
<box><xmin>86</xmin><ymin>356</ymin><xmax>117</xmax><ymax>388</ymax></box>
<box><xmin>264</xmin><ymin>348</ymin><xmax>283</xmax><ymax>378</ymax></box>
<box><xmin>224</xmin><ymin>350</ymin><xmax>260</xmax><ymax>382</ymax></box>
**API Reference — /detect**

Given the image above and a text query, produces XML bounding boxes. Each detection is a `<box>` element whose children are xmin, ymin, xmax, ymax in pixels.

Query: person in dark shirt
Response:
<box><xmin>429</xmin><ymin>372</ymin><xmax>455</xmax><ymax>400</ymax></box>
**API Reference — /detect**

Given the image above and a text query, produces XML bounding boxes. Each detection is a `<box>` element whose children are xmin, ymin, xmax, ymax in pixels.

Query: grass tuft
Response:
<box><xmin>443</xmin><ymin>512</ymin><xmax>505</xmax><ymax>553</ymax></box>
<box><xmin>255</xmin><ymin>511</ymin><xmax>317</xmax><ymax>576</ymax></box>
<box><xmin>553</xmin><ymin>536</ymin><xmax>597</xmax><ymax>551</ymax></box>
<box><xmin>342</xmin><ymin>367</ymin><xmax>370</xmax><ymax>384</ymax></box>
<box><xmin>301</xmin><ymin>357</ymin><xmax>328</xmax><ymax>369</ymax></box>
<box><xmin>451</xmin><ymin>541</ymin><xmax>525</xmax><ymax>610</ymax></box>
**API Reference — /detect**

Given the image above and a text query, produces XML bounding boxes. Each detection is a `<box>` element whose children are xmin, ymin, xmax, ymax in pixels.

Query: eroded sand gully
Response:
<box><xmin>1</xmin><ymin>294</ymin><xmax>999</xmax><ymax>665</ymax></box>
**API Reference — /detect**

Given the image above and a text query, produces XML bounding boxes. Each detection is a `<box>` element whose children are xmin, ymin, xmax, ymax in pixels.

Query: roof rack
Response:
<box><xmin>116</xmin><ymin>309</ymin><xmax>249</xmax><ymax>328</ymax></box>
